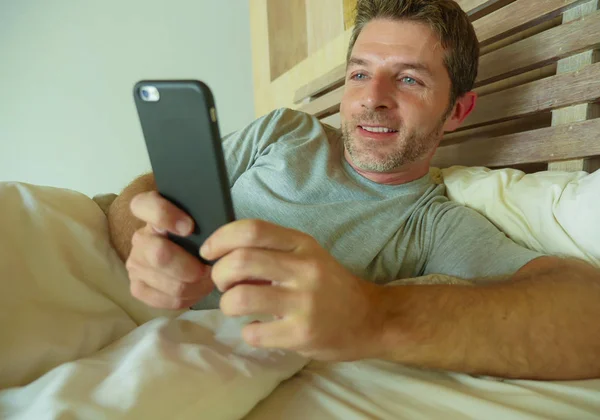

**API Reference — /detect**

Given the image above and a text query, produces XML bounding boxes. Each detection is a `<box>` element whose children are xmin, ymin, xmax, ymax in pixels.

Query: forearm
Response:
<box><xmin>374</xmin><ymin>258</ymin><xmax>600</xmax><ymax>380</ymax></box>
<box><xmin>107</xmin><ymin>173</ymin><xmax>156</xmax><ymax>261</ymax></box>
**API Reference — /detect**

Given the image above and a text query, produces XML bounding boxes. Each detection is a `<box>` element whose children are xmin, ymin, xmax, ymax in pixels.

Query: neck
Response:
<box><xmin>344</xmin><ymin>149</ymin><xmax>431</xmax><ymax>185</ymax></box>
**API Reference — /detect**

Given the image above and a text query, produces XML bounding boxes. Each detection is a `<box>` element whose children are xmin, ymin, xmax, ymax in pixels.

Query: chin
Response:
<box><xmin>348</xmin><ymin>151</ymin><xmax>403</xmax><ymax>173</ymax></box>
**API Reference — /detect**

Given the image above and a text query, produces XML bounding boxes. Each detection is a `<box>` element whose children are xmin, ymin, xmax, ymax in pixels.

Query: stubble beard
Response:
<box><xmin>341</xmin><ymin>111</ymin><xmax>445</xmax><ymax>173</ymax></box>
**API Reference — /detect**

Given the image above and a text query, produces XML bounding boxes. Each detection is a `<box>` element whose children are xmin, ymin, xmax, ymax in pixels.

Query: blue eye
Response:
<box><xmin>400</xmin><ymin>77</ymin><xmax>418</xmax><ymax>85</ymax></box>
<box><xmin>351</xmin><ymin>73</ymin><xmax>368</xmax><ymax>81</ymax></box>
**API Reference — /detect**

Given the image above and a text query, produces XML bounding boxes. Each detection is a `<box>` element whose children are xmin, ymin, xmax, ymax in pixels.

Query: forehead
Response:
<box><xmin>352</xmin><ymin>19</ymin><xmax>446</xmax><ymax>71</ymax></box>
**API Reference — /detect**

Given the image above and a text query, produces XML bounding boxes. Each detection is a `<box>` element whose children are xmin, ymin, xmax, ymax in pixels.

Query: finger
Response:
<box><xmin>129</xmin><ymin>265</ymin><xmax>213</xmax><ymax>299</ymax></box>
<box><xmin>200</xmin><ymin>219</ymin><xmax>312</xmax><ymax>261</ymax></box>
<box><xmin>130</xmin><ymin>277</ymin><xmax>198</xmax><ymax>310</ymax></box>
<box><xmin>241</xmin><ymin>317</ymin><xmax>302</xmax><ymax>350</ymax></box>
<box><xmin>130</xmin><ymin>191</ymin><xmax>194</xmax><ymax>236</ymax></box>
<box><xmin>131</xmin><ymin>230</ymin><xmax>210</xmax><ymax>283</ymax></box>
<box><xmin>220</xmin><ymin>285</ymin><xmax>298</xmax><ymax>318</ymax></box>
<box><xmin>211</xmin><ymin>247</ymin><xmax>298</xmax><ymax>292</ymax></box>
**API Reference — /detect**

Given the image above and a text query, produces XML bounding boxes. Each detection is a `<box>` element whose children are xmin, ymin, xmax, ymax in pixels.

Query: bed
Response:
<box><xmin>2</xmin><ymin>0</ymin><xmax>600</xmax><ymax>419</ymax></box>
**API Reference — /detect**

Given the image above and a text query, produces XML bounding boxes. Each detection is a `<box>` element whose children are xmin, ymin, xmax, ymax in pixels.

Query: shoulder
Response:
<box><xmin>428</xmin><ymin>201</ymin><xmax>513</xmax><ymax>249</ymax></box>
<box><xmin>419</xmin><ymin>195</ymin><xmax>498</xmax><ymax>229</ymax></box>
<box><xmin>258</xmin><ymin>108</ymin><xmax>319</xmax><ymax>129</ymax></box>
<box><xmin>256</xmin><ymin>108</ymin><xmax>338</xmax><ymax>145</ymax></box>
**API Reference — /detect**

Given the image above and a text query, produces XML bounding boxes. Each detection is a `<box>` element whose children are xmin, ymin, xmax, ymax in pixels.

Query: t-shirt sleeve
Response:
<box><xmin>421</xmin><ymin>201</ymin><xmax>544</xmax><ymax>280</ymax></box>
<box><xmin>221</xmin><ymin>108</ymin><xmax>311</xmax><ymax>187</ymax></box>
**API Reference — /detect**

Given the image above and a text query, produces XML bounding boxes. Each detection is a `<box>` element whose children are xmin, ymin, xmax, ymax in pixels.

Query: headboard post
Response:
<box><xmin>548</xmin><ymin>0</ymin><xmax>600</xmax><ymax>172</ymax></box>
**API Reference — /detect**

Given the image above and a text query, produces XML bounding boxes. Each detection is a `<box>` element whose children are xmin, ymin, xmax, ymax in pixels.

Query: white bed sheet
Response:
<box><xmin>246</xmin><ymin>360</ymin><xmax>600</xmax><ymax>419</ymax></box>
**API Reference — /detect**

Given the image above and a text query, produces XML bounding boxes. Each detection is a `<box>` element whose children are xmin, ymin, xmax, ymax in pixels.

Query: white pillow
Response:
<box><xmin>0</xmin><ymin>182</ymin><xmax>180</xmax><ymax>388</ymax></box>
<box><xmin>0</xmin><ymin>182</ymin><xmax>307</xmax><ymax>419</ymax></box>
<box><xmin>440</xmin><ymin>167</ymin><xmax>600</xmax><ymax>267</ymax></box>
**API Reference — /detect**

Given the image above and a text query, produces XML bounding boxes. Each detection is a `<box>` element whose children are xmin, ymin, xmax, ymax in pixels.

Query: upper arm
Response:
<box><xmin>422</xmin><ymin>203</ymin><xmax>544</xmax><ymax>281</ymax></box>
<box><xmin>108</xmin><ymin>172</ymin><xmax>156</xmax><ymax>262</ymax></box>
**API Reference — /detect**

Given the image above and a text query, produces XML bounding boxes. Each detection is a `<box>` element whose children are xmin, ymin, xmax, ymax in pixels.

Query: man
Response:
<box><xmin>108</xmin><ymin>0</ymin><xmax>600</xmax><ymax>381</ymax></box>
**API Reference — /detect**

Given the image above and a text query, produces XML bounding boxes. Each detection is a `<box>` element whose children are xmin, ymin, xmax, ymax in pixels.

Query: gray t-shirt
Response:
<box><xmin>194</xmin><ymin>108</ymin><xmax>541</xmax><ymax>308</ymax></box>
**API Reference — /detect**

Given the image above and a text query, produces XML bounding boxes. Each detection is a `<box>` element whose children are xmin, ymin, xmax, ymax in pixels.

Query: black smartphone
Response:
<box><xmin>133</xmin><ymin>80</ymin><xmax>235</xmax><ymax>264</ymax></box>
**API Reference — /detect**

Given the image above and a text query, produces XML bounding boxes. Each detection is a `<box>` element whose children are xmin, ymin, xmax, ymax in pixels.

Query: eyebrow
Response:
<box><xmin>347</xmin><ymin>57</ymin><xmax>434</xmax><ymax>77</ymax></box>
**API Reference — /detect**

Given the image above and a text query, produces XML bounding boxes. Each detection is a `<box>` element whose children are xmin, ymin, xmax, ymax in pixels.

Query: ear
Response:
<box><xmin>442</xmin><ymin>91</ymin><xmax>477</xmax><ymax>133</ymax></box>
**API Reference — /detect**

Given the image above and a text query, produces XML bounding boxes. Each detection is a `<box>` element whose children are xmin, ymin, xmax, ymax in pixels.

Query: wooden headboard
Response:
<box><xmin>292</xmin><ymin>0</ymin><xmax>600</xmax><ymax>173</ymax></box>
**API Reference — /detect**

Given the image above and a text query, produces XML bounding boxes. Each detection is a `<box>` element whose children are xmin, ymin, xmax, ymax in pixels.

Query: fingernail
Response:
<box><xmin>176</xmin><ymin>219</ymin><xmax>192</xmax><ymax>235</ymax></box>
<box><xmin>152</xmin><ymin>226</ymin><xmax>167</xmax><ymax>235</ymax></box>
<box><xmin>199</xmin><ymin>241</ymin><xmax>210</xmax><ymax>258</ymax></box>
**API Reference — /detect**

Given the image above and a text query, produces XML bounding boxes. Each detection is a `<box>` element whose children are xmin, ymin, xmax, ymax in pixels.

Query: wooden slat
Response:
<box><xmin>443</xmin><ymin>112</ymin><xmax>551</xmax><ymax>145</ymax></box>
<box><xmin>456</xmin><ymin>0</ymin><xmax>516</xmax><ymax>19</ymax></box>
<box><xmin>432</xmin><ymin>118</ymin><xmax>600</xmax><ymax>168</ymax></box>
<box><xmin>475</xmin><ymin>64</ymin><xmax>556</xmax><ymax>97</ymax></box>
<box><xmin>549</xmin><ymin>0</ymin><xmax>600</xmax><ymax>172</ymax></box>
<box><xmin>477</xmin><ymin>9</ymin><xmax>600</xmax><ymax>85</ymax></box>
<box><xmin>456</xmin><ymin>0</ymin><xmax>495</xmax><ymax>12</ymax></box>
<box><xmin>299</xmin><ymin>85</ymin><xmax>344</xmax><ymax>118</ymax></box>
<box><xmin>479</xmin><ymin>16</ymin><xmax>562</xmax><ymax>56</ymax></box>
<box><xmin>473</xmin><ymin>0</ymin><xmax>584</xmax><ymax>46</ymax></box>
<box><xmin>465</xmin><ymin>62</ymin><xmax>600</xmax><ymax>128</ymax></box>
<box><xmin>293</xmin><ymin>63</ymin><xmax>345</xmax><ymax>104</ymax></box>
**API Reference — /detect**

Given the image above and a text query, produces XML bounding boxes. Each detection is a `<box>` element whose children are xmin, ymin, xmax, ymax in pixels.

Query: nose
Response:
<box><xmin>361</xmin><ymin>75</ymin><xmax>396</xmax><ymax>111</ymax></box>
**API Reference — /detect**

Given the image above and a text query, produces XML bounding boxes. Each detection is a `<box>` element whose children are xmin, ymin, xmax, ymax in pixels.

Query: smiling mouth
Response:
<box><xmin>358</xmin><ymin>125</ymin><xmax>399</xmax><ymax>134</ymax></box>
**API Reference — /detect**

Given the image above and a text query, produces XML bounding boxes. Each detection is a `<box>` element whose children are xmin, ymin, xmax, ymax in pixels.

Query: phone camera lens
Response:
<box><xmin>140</xmin><ymin>86</ymin><xmax>160</xmax><ymax>102</ymax></box>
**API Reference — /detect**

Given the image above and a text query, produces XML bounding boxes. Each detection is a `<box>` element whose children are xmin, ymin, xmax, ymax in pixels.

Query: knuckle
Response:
<box><xmin>222</xmin><ymin>287</ymin><xmax>247</xmax><ymax>316</ymax></box>
<box><xmin>131</xmin><ymin>227</ymin><xmax>147</xmax><ymax>248</ymax></box>
<box><xmin>155</xmin><ymin>199</ymin><xmax>173</xmax><ymax>223</ymax></box>
<box><xmin>170</xmin><ymin>281</ymin><xmax>187</xmax><ymax>298</ymax></box>
<box><xmin>243</xmin><ymin>220</ymin><xmax>263</xmax><ymax>244</ymax></box>
<box><xmin>130</xmin><ymin>229</ymin><xmax>149</xmax><ymax>255</ymax></box>
<box><xmin>210</xmin><ymin>260</ymin><xmax>225</xmax><ymax>286</ymax></box>
<box><xmin>231</xmin><ymin>248</ymin><xmax>253</xmax><ymax>271</ymax></box>
<box><xmin>299</xmin><ymin>232</ymin><xmax>319</xmax><ymax>249</ymax></box>
<box><xmin>302</xmin><ymin>260</ymin><xmax>323</xmax><ymax>283</ymax></box>
<box><xmin>149</xmin><ymin>239</ymin><xmax>173</xmax><ymax>267</ymax></box>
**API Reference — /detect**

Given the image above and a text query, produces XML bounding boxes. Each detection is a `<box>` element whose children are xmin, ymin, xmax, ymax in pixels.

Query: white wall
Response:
<box><xmin>0</xmin><ymin>0</ymin><xmax>255</xmax><ymax>197</ymax></box>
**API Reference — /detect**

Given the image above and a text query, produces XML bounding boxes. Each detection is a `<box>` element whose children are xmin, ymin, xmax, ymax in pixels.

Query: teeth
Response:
<box><xmin>361</xmin><ymin>126</ymin><xmax>396</xmax><ymax>133</ymax></box>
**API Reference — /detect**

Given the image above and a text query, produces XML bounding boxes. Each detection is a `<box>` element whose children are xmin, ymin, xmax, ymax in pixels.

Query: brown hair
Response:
<box><xmin>347</xmin><ymin>0</ymin><xmax>479</xmax><ymax>106</ymax></box>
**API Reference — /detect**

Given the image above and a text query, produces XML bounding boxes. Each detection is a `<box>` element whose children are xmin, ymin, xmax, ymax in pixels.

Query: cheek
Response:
<box><xmin>401</xmin><ymin>95</ymin><xmax>440</xmax><ymax>129</ymax></box>
<box><xmin>340</xmin><ymin>88</ymin><xmax>363</xmax><ymax>115</ymax></box>
<box><xmin>339</xmin><ymin>90</ymin><xmax>352</xmax><ymax>117</ymax></box>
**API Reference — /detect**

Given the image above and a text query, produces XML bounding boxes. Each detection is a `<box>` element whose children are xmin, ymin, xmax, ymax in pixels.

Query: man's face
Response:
<box><xmin>340</xmin><ymin>19</ymin><xmax>454</xmax><ymax>173</ymax></box>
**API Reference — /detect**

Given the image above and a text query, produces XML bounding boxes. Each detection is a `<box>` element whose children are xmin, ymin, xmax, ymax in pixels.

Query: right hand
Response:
<box><xmin>126</xmin><ymin>191</ymin><xmax>214</xmax><ymax>309</ymax></box>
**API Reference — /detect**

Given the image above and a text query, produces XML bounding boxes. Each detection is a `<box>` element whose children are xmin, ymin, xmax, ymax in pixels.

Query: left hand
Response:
<box><xmin>200</xmin><ymin>219</ymin><xmax>384</xmax><ymax>361</ymax></box>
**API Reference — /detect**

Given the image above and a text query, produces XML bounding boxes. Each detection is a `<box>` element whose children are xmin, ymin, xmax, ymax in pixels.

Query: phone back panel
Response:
<box><xmin>133</xmin><ymin>80</ymin><xmax>235</xmax><ymax>260</ymax></box>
